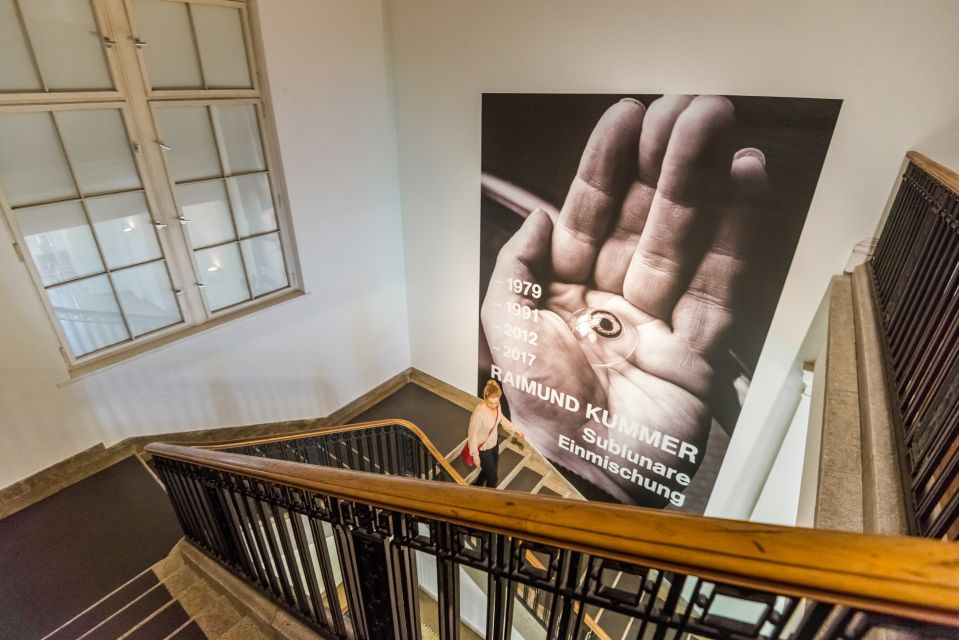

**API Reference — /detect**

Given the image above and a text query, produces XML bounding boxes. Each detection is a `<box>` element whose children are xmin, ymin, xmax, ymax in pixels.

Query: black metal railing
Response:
<box><xmin>148</xmin><ymin>424</ymin><xmax>959</xmax><ymax>640</ymax></box>
<box><xmin>871</xmin><ymin>152</ymin><xmax>959</xmax><ymax>540</ymax></box>
<box><xmin>215</xmin><ymin>422</ymin><xmax>457</xmax><ymax>484</ymax></box>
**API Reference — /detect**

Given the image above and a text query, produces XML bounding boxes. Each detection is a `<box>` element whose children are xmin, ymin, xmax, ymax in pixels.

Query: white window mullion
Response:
<box><xmin>102</xmin><ymin>0</ymin><xmax>210</xmax><ymax>328</ymax></box>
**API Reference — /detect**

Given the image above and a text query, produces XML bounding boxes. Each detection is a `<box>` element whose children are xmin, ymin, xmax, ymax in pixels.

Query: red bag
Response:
<box><xmin>462</xmin><ymin>408</ymin><xmax>498</xmax><ymax>468</ymax></box>
<box><xmin>460</xmin><ymin>442</ymin><xmax>475</xmax><ymax>468</ymax></box>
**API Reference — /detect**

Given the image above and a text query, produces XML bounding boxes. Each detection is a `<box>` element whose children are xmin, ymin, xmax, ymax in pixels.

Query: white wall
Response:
<box><xmin>751</xmin><ymin>369</ymin><xmax>815</xmax><ymax>526</ymax></box>
<box><xmin>386</xmin><ymin>0</ymin><xmax>959</xmax><ymax>519</ymax></box>
<box><xmin>0</xmin><ymin>0</ymin><xmax>409</xmax><ymax>488</ymax></box>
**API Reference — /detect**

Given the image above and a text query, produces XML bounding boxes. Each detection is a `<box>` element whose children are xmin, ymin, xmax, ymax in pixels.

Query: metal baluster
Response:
<box><xmin>331</xmin><ymin>512</ymin><xmax>369</xmax><ymax>640</ymax></box>
<box><xmin>179</xmin><ymin>470</ymin><xmax>221</xmax><ymax>554</ymax></box>
<box><xmin>288</xmin><ymin>510</ymin><xmax>329</xmax><ymax>629</ymax></box>
<box><xmin>165</xmin><ymin>469</ymin><xmax>208</xmax><ymax>548</ymax></box>
<box><xmin>671</xmin><ymin>577</ymin><xmax>703</xmax><ymax>640</ymax></box>
<box><xmin>889</xmin><ymin>213</ymin><xmax>953</xmax><ymax>356</ymax></box>
<box><xmin>225</xmin><ymin>485</ymin><xmax>271</xmax><ymax>590</ymax></box>
<box><xmin>897</xmin><ymin>213</ymin><xmax>959</xmax><ymax>373</ymax></box>
<box><xmin>767</xmin><ymin>597</ymin><xmax>802</xmax><ymax>639</ymax></box>
<box><xmin>270</xmin><ymin>503</ymin><xmax>312</xmax><ymax>619</ymax></box>
<box><xmin>897</xmin><ymin>247</ymin><xmax>959</xmax><ymax>420</ymax></box>
<box><xmin>252</xmin><ymin>496</ymin><xmax>298</xmax><ymax>608</ymax></box>
<box><xmin>237</xmin><ymin>492</ymin><xmax>284</xmax><ymax>597</ymax></box>
<box><xmin>791</xmin><ymin>602</ymin><xmax>839</xmax><ymax>640</ymax></box>
<box><xmin>552</xmin><ymin>551</ymin><xmax>584</xmax><ymax>640</ymax></box>
<box><xmin>437</xmin><ymin>522</ymin><xmax>461</xmax><ymax>640</ymax></box>
<box><xmin>155</xmin><ymin>465</ymin><xmax>196</xmax><ymax>542</ymax></box>
<box><xmin>307</xmin><ymin>516</ymin><xmax>348</xmax><ymax>638</ymax></box>
<box><xmin>488</xmin><ymin>535</ymin><xmax>515</xmax><ymax>640</ymax></box>
<box><xmin>634</xmin><ymin>569</ymin><xmax>666</xmax><ymax>640</ymax></box>
<box><xmin>214</xmin><ymin>484</ymin><xmax>257</xmax><ymax>575</ymax></box>
<box><xmin>651</xmin><ymin>574</ymin><xmax>686</xmax><ymax>640</ymax></box>
<box><xmin>196</xmin><ymin>478</ymin><xmax>237</xmax><ymax>562</ymax></box>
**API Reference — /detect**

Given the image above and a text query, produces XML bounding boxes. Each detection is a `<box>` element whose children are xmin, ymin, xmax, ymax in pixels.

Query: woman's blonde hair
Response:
<box><xmin>483</xmin><ymin>379</ymin><xmax>502</xmax><ymax>400</ymax></box>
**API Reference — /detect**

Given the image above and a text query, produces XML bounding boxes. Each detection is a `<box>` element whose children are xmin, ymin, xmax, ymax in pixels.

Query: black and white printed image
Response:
<box><xmin>478</xmin><ymin>94</ymin><xmax>842</xmax><ymax>513</ymax></box>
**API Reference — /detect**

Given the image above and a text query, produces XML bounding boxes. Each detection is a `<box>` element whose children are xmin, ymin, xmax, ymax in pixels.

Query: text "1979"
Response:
<box><xmin>507</xmin><ymin>278</ymin><xmax>542</xmax><ymax>299</ymax></box>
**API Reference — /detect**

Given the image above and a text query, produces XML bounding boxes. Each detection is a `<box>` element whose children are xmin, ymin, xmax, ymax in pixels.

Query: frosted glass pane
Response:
<box><xmin>192</xmin><ymin>4</ymin><xmax>251</xmax><ymax>89</ymax></box>
<box><xmin>157</xmin><ymin>106</ymin><xmax>220</xmax><ymax>182</ymax></box>
<box><xmin>0</xmin><ymin>112</ymin><xmax>77</xmax><ymax>207</ymax></box>
<box><xmin>195</xmin><ymin>243</ymin><xmax>249</xmax><ymax>311</ymax></box>
<box><xmin>0</xmin><ymin>0</ymin><xmax>43</xmax><ymax>92</ymax></box>
<box><xmin>112</xmin><ymin>262</ymin><xmax>181</xmax><ymax>336</ymax></box>
<box><xmin>21</xmin><ymin>0</ymin><xmax>113</xmax><ymax>91</ymax></box>
<box><xmin>57</xmin><ymin>109</ymin><xmax>141</xmax><ymax>195</ymax></box>
<box><xmin>87</xmin><ymin>192</ymin><xmax>161</xmax><ymax>269</ymax></box>
<box><xmin>227</xmin><ymin>174</ymin><xmax>275</xmax><ymax>237</ymax></box>
<box><xmin>17</xmin><ymin>201</ymin><xmax>103</xmax><ymax>285</ymax></box>
<box><xmin>133</xmin><ymin>0</ymin><xmax>202</xmax><ymax>89</ymax></box>
<box><xmin>49</xmin><ymin>275</ymin><xmax>128</xmax><ymax>355</ymax></box>
<box><xmin>216</xmin><ymin>104</ymin><xmax>264</xmax><ymax>174</ymax></box>
<box><xmin>241</xmin><ymin>233</ymin><xmax>287</xmax><ymax>296</ymax></box>
<box><xmin>177</xmin><ymin>180</ymin><xmax>234</xmax><ymax>248</ymax></box>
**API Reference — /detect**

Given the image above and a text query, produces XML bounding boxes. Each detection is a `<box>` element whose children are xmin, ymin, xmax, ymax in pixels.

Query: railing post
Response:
<box><xmin>436</xmin><ymin>523</ymin><xmax>461</xmax><ymax>640</ymax></box>
<box><xmin>203</xmin><ymin>476</ymin><xmax>245</xmax><ymax>571</ymax></box>
<box><xmin>487</xmin><ymin>535</ymin><xmax>515</xmax><ymax>640</ymax></box>
<box><xmin>400</xmin><ymin>432</ymin><xmax>416</xmax><ymax>477</ymax></box>
<box><xmin>332</xmin><ymin>500</ymin><xmax>420</xmax><ymax>640</ymax></box>
<box><xmin>553</xmin><ymin>552</ymin><xmax>587</xmax><ymax>640</ymax></box>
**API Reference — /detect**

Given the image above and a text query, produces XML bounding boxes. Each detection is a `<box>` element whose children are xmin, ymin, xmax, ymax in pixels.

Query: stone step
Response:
<box><xmin>218</xmin><ymin>616</ymin><xmax>271</xmax><ymax>640</ymax></box>
<box><xmin>82</xmin><ymin>577</ymin><xmax>179</xmax><ymax>640</ymax></box>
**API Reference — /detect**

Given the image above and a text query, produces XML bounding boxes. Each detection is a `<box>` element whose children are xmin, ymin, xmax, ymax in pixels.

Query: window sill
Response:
<box><xmin>58</xmin><ymin>289</ymin><xmax>308</xmax><ymax>386</ymax></box>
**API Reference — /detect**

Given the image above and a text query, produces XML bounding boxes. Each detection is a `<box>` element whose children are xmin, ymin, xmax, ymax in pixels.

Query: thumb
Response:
<box><xmin>486</xmin><ymin>207</ymin><xmax>553</xmax><ymax>299</ymax></box>
<box><xmin>481</xmin><ymin>208</ymin><xmax>553</xmax><ymax>342</ymax></box>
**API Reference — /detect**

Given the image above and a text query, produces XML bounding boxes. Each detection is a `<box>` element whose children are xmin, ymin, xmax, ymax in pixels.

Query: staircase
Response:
<box><xmin>40</xmin><ymin>542</ymin><xmax>268</xmax><ymax>640</ymax></box>
<box><xmin>142</xmin><ymin>420</ymin><xmax>959</xmax><ymax>640</ymax></box>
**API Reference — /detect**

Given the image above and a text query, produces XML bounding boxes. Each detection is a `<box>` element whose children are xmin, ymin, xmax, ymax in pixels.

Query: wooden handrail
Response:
<box><xmin>907</xmin><ymin>150</ymin><xmax>959</xmax><ymax>194</ymax></box>
<box><xmin>146</xmin><ymin>441</ymin><xmax>959</xmax><ymax>628</ymax></box>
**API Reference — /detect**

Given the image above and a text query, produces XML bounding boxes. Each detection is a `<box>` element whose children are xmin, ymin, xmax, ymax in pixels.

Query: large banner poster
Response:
<box><xmin>478</xmin><ymin>94</ymin><xmax>841</xmax><ymax>513</ymax></box>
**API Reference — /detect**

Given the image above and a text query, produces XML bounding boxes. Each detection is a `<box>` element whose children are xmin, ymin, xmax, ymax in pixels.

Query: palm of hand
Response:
<box><xmin>482</xmin><ymin>95</ymin><xmax>766</xmax><ymax>506</ymax></box>
<box><xmin>489</xmin><ymin>260</ymin><xmax>710</xmax><ymax>505</ymax></box>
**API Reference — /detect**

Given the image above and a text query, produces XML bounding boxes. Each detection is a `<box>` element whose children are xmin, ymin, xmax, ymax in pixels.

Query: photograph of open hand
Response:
<box><xmin>478</xmin><ymin>93</ymin><xmax>841</xmax><ymax>510</ymax></box>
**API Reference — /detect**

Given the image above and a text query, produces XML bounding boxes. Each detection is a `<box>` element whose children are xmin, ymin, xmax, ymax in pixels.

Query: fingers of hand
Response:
<box><xmin>553</xmin><ymin>98</ymin><xmax>645</xmax><ymax>283</ymax></box>
<box><xmin>638</xmin><ymin>95</ymin><xmax>694</xmax><ymax>186</ymax></box>
<box><xmin>673</xmin><ymin>149</ymin><xmax>768</xmax><ymax>357</ymax></box>
<box><xmin>594</xmin><ymin>96</ymin><xmax>691</xmax><ymax>294</ymax></box>
<box><xmin>623</xmin><ymin>95</ymin><xmax>736</xmax><ymax>320</ymax></box>
<box><xmin>593</xmin><ymin>182</ymin><xmax>652</xmax><ymax>292</ymax></box>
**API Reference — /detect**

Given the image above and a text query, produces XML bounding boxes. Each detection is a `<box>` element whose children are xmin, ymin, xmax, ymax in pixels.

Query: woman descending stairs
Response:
<box><xmin>450</xmin><ymin>427</ymin><xmax>582</xmax><ymax>498</ymax></box>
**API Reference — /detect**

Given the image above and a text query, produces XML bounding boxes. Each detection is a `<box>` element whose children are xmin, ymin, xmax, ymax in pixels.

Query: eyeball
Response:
<box><xmin>568</xmin><ymin>308</ymin><xmax>638</xmax><ymax>367</ymax></box>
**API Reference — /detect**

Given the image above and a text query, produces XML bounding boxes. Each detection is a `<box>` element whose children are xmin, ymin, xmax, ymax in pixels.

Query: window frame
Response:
<box><xmin>123</xmin><ymin>0</ymin><xmax>260</xmax><ymax>100</ymax></box>
<box><xmin>0</xmin><ymin>0</ymin><xmax>301</xmax><ymax>371</ymax></box>
<box><xmin>150</xmin><ymin>97</ymin><xmax>298</xmax><ymax>319</ymax></box>
<box><xmin>0</xmin><ymin>0</ymin><xmax>125</xmax><ymax>104</ymax></box>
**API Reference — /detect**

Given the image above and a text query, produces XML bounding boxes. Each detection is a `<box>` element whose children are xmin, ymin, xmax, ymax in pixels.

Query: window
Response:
<box><xmin>0</xmin><ymin>0</ymin><xmax>298</xmax><ymax>368</ymax></box>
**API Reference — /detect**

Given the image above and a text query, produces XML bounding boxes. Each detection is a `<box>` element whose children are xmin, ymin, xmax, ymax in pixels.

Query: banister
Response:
<box><xmin>155</xmin><ymin>421</ymin><xmax>614</xmax><ymax>639</ymax></box>
<box><xmin>906</xmin><ymin>150</ymin><xmax>959</xmax><ymax>195</ymax></box>
<box><xmin>873</xmin><ymin>151</ymin><xmax>959</xmax><ymax>540</ymax></box>
<box><xmin>146</xmin><ymin>441</ymin><xmax>959</xmax><ymax>628</ymax></box>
